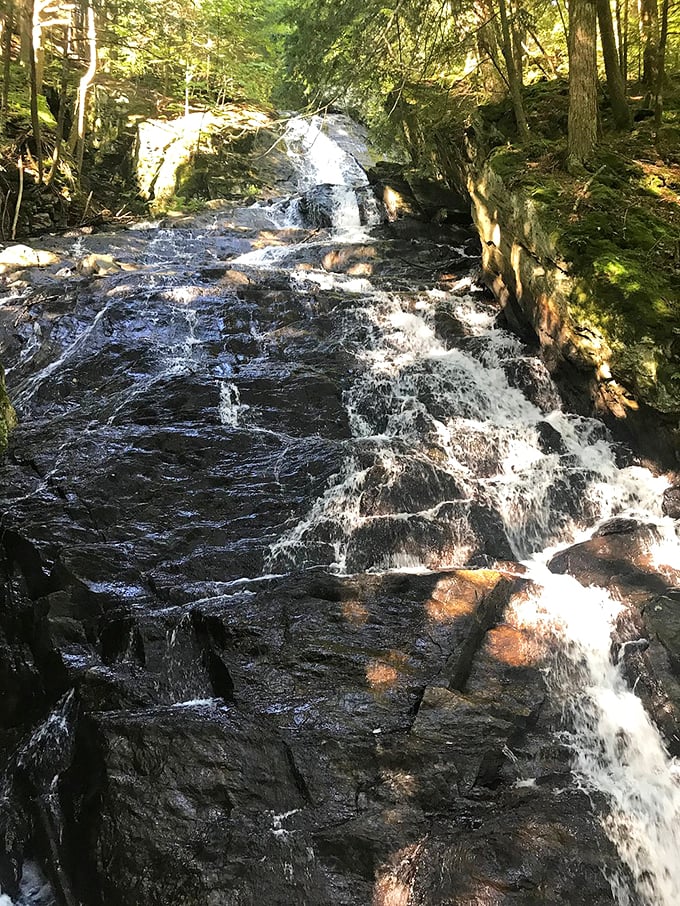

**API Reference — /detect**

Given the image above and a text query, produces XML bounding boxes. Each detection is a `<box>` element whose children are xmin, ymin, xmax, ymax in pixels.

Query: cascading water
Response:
<box><xmin>233</xmin><ymin>116</ymin><xmax>680</xmax><ymax>905</ymax></box>
<box><xmin>1</xmin><ymin>112</ymin><xmax>680</xmax><ymax>905</ymax></box>
<box><xmin>266</xmin><ymin>282</ymin><xmax>667</xmax><ymax>572</ymax></box>
<box><xmin>509</xmin><ymin>565</ymin><xmax>680</xmax><ymax>906</ymax></box>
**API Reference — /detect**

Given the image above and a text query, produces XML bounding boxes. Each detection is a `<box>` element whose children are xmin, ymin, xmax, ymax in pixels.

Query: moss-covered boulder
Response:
<box><xmin>0</xmin><ymin>365</ymin><xmax>16</xmax><ymax>452</ymax></box>
<box><xmin>134</xmin><ymin>105</ymin><xmax>295</xmax><ymax>215</ymax></box>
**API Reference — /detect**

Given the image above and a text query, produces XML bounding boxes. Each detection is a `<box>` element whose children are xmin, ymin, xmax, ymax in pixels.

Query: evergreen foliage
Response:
<box><xmin>0</xmin><ymin>0</ymin><xmax>677</xmax><ymax>206</ymax></box>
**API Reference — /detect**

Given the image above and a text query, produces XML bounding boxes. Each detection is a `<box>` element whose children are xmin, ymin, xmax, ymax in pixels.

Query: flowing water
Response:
<box><xmin>0</xmin><ymin>113</ymin><xmax>679</xmax><ymax>905</ymax></box>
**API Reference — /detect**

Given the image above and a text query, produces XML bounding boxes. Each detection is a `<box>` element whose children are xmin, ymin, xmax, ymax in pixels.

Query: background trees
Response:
<box><xmin>283</xmin><ymin>0</ymin><xmax>679</xmax><ymax>167</ymax></box>
<box><xmin>0</xmin><ymin>0</ymin><xmax>677</xmax><ymax>202</ymax></box>
<box><xmin>0</xmin><ymin>0</ymin><xmax>290</xmax><ymax>194</ymax></box>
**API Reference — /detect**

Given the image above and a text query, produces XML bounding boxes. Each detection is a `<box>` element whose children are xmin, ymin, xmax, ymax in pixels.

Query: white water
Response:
<box><xmin>268</xmin><ymin>285</ymin><xmax>668</xmax><ymax>571</ymax></box>
<box><xmin>232</xmin><ymin>114</ymin><xmax>376</xmax><ymax>259</ymax></box>
<box><xmin>241</xmin><ymin>115</ymin><xmax>680</xmax><ymax>905</ymax></box>
<box><xmin>218</xmin><ymin>381</ymin><xmax>243</xmax><ymax>426</ymax></box>
<box><xmin>282</xmin><ymin>115</ymin><xmax>370</xmax><ymax>190</ymax></box>
<box><xmin>512</xmin><ymin>558</ymin><xmax>680</xmax><ymax>906</ymax></box>
<box><xmin>0</xmin><ymin>863</ymin><xmax>53</xmax><ymax>906</ymax></box>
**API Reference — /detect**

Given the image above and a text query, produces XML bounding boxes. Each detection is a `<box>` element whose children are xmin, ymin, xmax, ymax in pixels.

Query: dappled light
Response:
<box><xmin>322</xmin><ymin>246</ymin><xmax>377</xmax><ymax>275</ymax></box>
<box><xmin>0</xmin><ymin>245</ymin><xmax>59</xmax><ymax>273</ymax></box>
<box><xmin>365</xmin><ymin>650</ymin><xmax>410</xmax><ymax>692</ymax></box>
<box><xmin>485</xmin><ymin>624</ymin><xmax>539</xmax><ymax>668</ymax></box>
<box><xmin>372</xmin><ymin>872</ymin><xmax>412</xmax><ymax>906</ymax></box>
<box><xmin>379</xmin><ymin>769</ymin><xmax>418</xmax><ymax>799</ymax></box>
<box><xmin>342</xmin><ymin>600</ymin><xmax>370</xmax><ymax>625</ymax></box>
<box><xmin>1</xmin><ymin>0</ymin><xmax>679</xmax><ymax>894</ymax></box>
<box><xmin>425</xmin><ymin>570</ymin><xmax>500</xmax><ymax>623</ymax></box>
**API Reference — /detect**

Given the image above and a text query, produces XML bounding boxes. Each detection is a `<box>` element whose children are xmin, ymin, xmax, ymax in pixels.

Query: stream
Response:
<box><xmin>0</xmin><ymin>114</ymin><xmax>679</xmax><ymax>906</ymax></box>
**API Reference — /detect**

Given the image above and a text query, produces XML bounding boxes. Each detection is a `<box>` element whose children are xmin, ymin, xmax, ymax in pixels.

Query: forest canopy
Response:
<box><xmin>0</xmin><ymin>0</ymin><xmax>678</xmax><ymax>200</ymax></box>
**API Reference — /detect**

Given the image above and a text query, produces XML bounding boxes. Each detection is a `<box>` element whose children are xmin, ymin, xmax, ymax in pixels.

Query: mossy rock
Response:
<box><xmin>0</xmin><ymin>367</ymin><xmax>16</xmax><ymax>452</ymax></box>
<box><xmin>657</xmin><ymin>125</ymin><xmax>680</xmax><ymax>162</ymax></box>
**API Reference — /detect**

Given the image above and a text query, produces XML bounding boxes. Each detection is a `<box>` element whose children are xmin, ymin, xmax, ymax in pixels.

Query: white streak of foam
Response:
<box><xmin>513</xmin><ymin>546</ymin><xmax>680</xmax><ymax>906</ymax></box>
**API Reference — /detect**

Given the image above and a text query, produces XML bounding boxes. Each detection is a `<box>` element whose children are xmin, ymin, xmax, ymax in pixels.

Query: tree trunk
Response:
<box><xmin>46</xmin><ymin>34</ymin><xmax>68</xmax><ymax>186</ymax></box>
<box><xmin>511</xmin><ymin>0</ymin><xmax>524</xmax><ymax>86</ymax></box>
<box><xmin>184</xmin><ymin>60</ymin><xmax>191</xmax><ymax>116</ymax></box>
<box><xmin>70</xmin><ymin>0</ymin><xmax>96</xmax><ymax>181</ymax></box>
<box><xmin>27</xmin><ymin>0</ymin><xmax>42</xmax><ymax>181</ymax></box>
<box><xmin>654</xmin><ymin>0</ymin><xmax>669</xmax><ymax>125</ymax></box>
<box><xmin>640</xmin><ymin>0</ymin><xmax>659</xmax><ymax>87</ymax></box>
<box><xmin>596</xmin><ymin>0</ymin><xmax>631</xmax><ymax>127</ymax></box>
<box><xmin>32</xmin><ymin>0</ymin><xmax>43</xmax><ymax>92</ymax></box>
<box><xmin>474</xmin><ymin>0</ymin><xmax>506</xmax><ymax>95</ymax></box>
<box><xmin>615</xmin><ymin>0</ymin><xmax>623</xmax><ymax>64</ymax></box>
<box><xmin>18</xmin><ymin>0</ymin><xmax>30</xmax><ymax>63</ymax></box>
<box><xmin>622</xmin><ymin>0</ymin><xmax>629</xmax><ymax>81</ymax></box>
<box><xmin>498</xmin><ymin>0</ymin><xmax>529</xmax><ymax>140</ymax></box>
<box><xmin>568</xmin><ymin>0</ymin><xmax>598</xmax><ymax>167</ymax></box>
<box><xmin>1</xmin><ymin>0</ymin><xmax>14</xmax><ymax>114</ymax></box>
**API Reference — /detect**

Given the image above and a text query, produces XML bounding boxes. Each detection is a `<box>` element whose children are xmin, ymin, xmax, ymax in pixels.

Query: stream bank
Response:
<box><xmin>385</xmin><ymin>80</ymin><xmax>680</xmax><ymax>468</ymax></box>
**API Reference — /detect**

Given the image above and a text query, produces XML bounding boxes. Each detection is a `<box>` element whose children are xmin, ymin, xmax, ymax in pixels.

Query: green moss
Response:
<box><xmin>469</xmin><ymin>78</ymin><xmax>680</xmax><ymax>413</ymax></box>
<box><xmin>5</xmin><ymin>77</ymin><xmax>57</xmax><ymax>128</ymax></box>
<box><xmin>487</xmin><ymin>148</ymin><xmax>526</xmax><ymax>182</ymax></box>
<box><xmin>0</xmin><ymin>369</ymin><xmax>16</xmax><ymax>453</ymax></box>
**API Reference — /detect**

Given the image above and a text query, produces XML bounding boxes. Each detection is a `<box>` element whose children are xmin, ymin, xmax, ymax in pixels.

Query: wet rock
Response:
<box><xmin>434</xmin><ymin>307</ymin><xmax>468</xmax><ymax>342</ymax></box>
<box><xmin>643</xmin><ymin>588</ymin><xmax>680</xmax><ymax>672</ymax></box>
<box><xmin>548</xmin><ymin>521</ymin><xmax>671</xmax><ymax>603</ymax></box>
<box><xmin>355</xmin><ymin>184</ymin><xmax>385</xmax><ymax>224</ymax></box>
<box><xmin>367</xmin><ymin>162</ymin><xmax>420</xmax><ymax>220</ymax></box>
<box><xmin>536</xmin><ymin>419</ymin><xmax>567</xmax><ymax>455</ymax></box>
<box><xmin>618</xmin><ymin>588</ymin><xmax>680</xmax><ymax>755</ymax></box>
<box><xmin>297</xmin><ymin>184</ymin><xmax>342</xmax><ymax>228</ymax></box>
<box><xmin>663</xmin><ymin>486</ymin><xmax>680</xmax><ymax>519</ymax></box>
<box><xmin>462</xmin><ymin>234</ymin><xmax>482</xmax><ymax>256</ymax></box>
<box><xmin>359</xmin><ymin>459</ymin><xmax>466</xmax><ymax>517</ymax></box>
<box><xmin>503</xmin><ymin>357</ymin><xmax>562</xmax><ymax>413</ymax></box>
<box><xmin>0</xmin><ymin>127</ymin><xmax>657</xmax><ymax>906</ymax></box>
<box><xmin>297</xmin><ymin>183</ymin><xmax>376</xmax><ymax>230</ymax></box>
<box><xmin>72</xmin><ymin>704</ymin><xmax>313</xmax><ymax>906</ymax></box>
<box><xmin>593</xmin><ymin>516</ymin><xmax>643</xmax><ymax>537</ymax></box>
<box><xmin>610</xmin><ymin>441</ymin><xmax>637</xmax><ymax>469</ymax></box>
<box><xmin>30</xmin><ymin>213</ymin><xmax>53</xmax><ymax>233</ymax></box>
<box><xmin>39</xmin><ymin>569</ymin><xmax>622</xmax><ymax>905</ymax></box>
<box><xmin>366</xmin><ymin>165</ymin><xmax>471</xmax><ymax>227</ymax></box>
<box><xmin>408</xmin><ymin>175</ymin><xmax>471</xmax><ymax>226</ymax></box>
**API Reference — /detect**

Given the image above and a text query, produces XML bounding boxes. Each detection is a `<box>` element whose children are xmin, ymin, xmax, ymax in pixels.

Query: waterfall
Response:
<box><xmin>282</xmin><ymin>115</ymin><xmax>371</xmax><ymax>190</ymax></box>
<box><xmin>252</xmin><ymin>116</ymin><xmax>680</xmax><ymax>906</ymax></box>
<box><xmin>513</xmin><ymin>562</ymin><xmax>680</xmax><ymax>906</ymax></box>
<box><xmin>1</xmin><ymin>112</ymin><xmax>680</xmax><ymax>906</ymax></box>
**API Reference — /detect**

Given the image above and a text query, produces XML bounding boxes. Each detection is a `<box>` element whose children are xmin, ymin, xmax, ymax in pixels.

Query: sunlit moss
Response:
<box><xmin>471</xmin><ymin>79</ymin><xmax>680</xmax><ymax>414</ymax></box>
<box><xmin>0</xmin><ymin>370</ymin><xmax>16</xmax><ymax>453</ymax></box>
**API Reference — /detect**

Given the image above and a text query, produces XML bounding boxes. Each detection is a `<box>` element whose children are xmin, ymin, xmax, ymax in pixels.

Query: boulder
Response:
<box><xmin>547</xmin><ymin>519</ymin><xmax>672</xmax><ymax>604</ymax></box>
<box><xmin>76</xmin><ymin>253</ymin><xmax>122</xmax><ymax>277</ymax></box>
<box><xmin>0</xmin><ymin>245</ymin><xmax>59</xmax><ymax>273</ymax></box>
<box><xmin>663</xmin><ymin>486</ymin><xmax>680</xmax><ymax>519</ymax></box>
<box><xmin>367</xmin><ymin>162</ymin><xmax>420</xmax><ymax>220</ymax></box>
<box><xmin>297</xmin><ymin>183</ymin><xmax>371</xmax><ymax>230</ymax></box>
